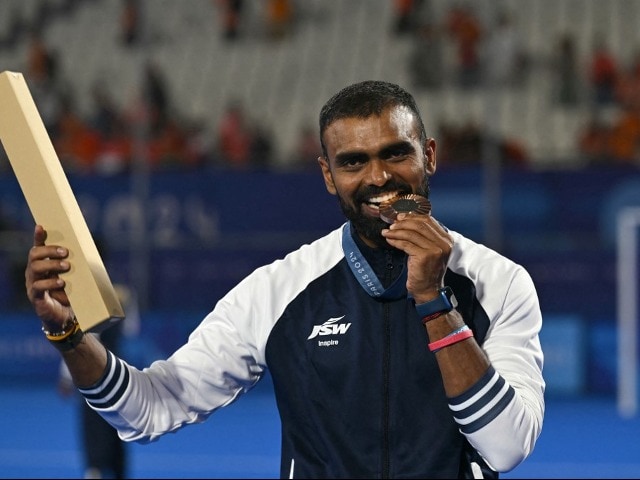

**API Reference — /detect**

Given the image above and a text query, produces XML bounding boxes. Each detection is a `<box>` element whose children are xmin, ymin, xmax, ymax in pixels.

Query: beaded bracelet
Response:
<box><xmin>428</xmin><ymin>325</ymin><xmax>473</xmax><ymax>353</ymax></box>
<box><xmin>42</xmin><ymin>316</ymin><xmax>78</xmax><ymax>340</ymax></box>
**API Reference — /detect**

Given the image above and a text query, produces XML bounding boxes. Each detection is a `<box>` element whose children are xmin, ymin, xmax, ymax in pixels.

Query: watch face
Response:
<box><xmin>442</xmin><ymin>286</ymin><xmax>458</xmax><ymax>309</ymax></box>
<box><xmin>379</xmin><ymin>194</ymin><xmax>431</xmax><ymax>224</ymax></box>
<box><xmin>449</xmin><ymin>292</ymin><xmax>458</xmax><ymax>309</ymax></box>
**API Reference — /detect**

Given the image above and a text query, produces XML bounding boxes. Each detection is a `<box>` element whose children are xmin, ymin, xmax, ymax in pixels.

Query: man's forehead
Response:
<box><xmin>323</xmin><ymin>106</ymin><xmax>420</xmax><ymax>146</ymax></box>
<box><xmin>326</xmin><ymin>104</ymin><xmax>416</xmax><ymax>126</ymax></box>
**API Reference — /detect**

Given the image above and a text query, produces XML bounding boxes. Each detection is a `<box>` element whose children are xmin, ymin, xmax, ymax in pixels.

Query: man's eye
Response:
<box><xmin>388</xmin><ymin>149</ymin><xmax>409</xmax><ymax>159</ymax></box>
<box><xmin>338</xmin><ymin>155</ymin><xmax>367</xmax><ymax>167</ymax></box>
<box><xmin>382</xmin><ymin>145</ymin><xmax>413</xmax><ymax>160</ymax></box>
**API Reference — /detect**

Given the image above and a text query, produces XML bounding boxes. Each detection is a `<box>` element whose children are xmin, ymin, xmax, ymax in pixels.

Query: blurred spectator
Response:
<box><xmin>437</xmin><ymin>121</ymin><xmax>529</xmax><ymax>168</ymax></box>
<box><xmin>26</xmin><ymin>33</ymin><xmax>66</xmax><ymax>134</ymax></box>
<box><xmin>182</xmin><ymin>119</ymin><xmax>216</xmax><ymax>169</ymax></box>
<box><xmin>120</xmin><ymin>0</ymin><xmax>142</xmax><ymax>47</ymax></box>
<box><xmin>57</xmin><ymin>252</ymin><xmax>140</xmax><ymax>479</ymax></box>
<box><xmin>499</xmin><ymin>137</ymin><xmax>529</xmax><ymax>168</ymax></box>
<box><xmin>0</xmin><ymin>206</ymin><xmax>26</xmax><ymax>309</ymax></box>
<box><xmin>578</xmin><ymin>115</ymin><xmax>612</xmax><ymax>164</ymax></box>
<box><xmin>88</xmin><ymin>81</ymin><xmax>120</xmax><ymax>139</ymax></box>
<box><xmin>551</xmin><ymin>32</ymin><xmax>581</xmax><ymax>107</ymax></box>
<box><xmin>578</xmin><ymin>106</ymin><xmax>640</xmax><ymax>166</ymax></box>
<box><xmin>437</xmin><ymin>121</ymin><xmax>483</xmax><ymax>166</ymax></box>
<box><xmin>607</xmin><ymin>105</ymin><xmax>640</xmax><ymax>164</ymax></box>
<box><xmin>216</xmin><ymin>0</ymin><xmax>244</xmax><ymax>41</ymax></box>
<box><xmin>88</xmin><ymin>81</ymin><xmax>132</xmax><ymax>175</ymax></box>
<box><xmin>265</xmin><ymin>0</ymin><xmax>294</xmax><ymax>41</ymax></box>
<box><xmin>147</xmin><ymin>117</ymin><xmax>189</xmax><ymax>170</ymax></box>
<box><xmin>94</xmin><ymin>120</ymin><xmax>132</xmax><ymax>176</ymax></box>
<box><xmin>141</xmin><ymin>61</ymin><xmax>170</xmax><ymax>135</ymax></box>
<box><xmin>27</xmin><ymin>30</ymin><xmax>57</xmax><ymax>80</ymax></box>
<box><xmin>57</xmin><ymin>235</ymin><xmax>145</xmax><ymax>479</ymax></box>
<box><xmin>445</xmin><ymin>3</ymin><xmax>483</xmax><ymax>89</ymax></box>
<box><xmin>58</xmin><ymin>321</ymin><xmax>128</xmax><ymax>479</ymax></box>
<box><xmin>409</xmin><ymin>17</ymin><xmax>445</xmax><ymax>90</ymax></box>
<box><xmin>614</xmin><ymin>46</ymin><xmax>640</xmax><ymax>111</ymax></box>
<box><xmin>248</xmin><ymin>122</ymin><xmax>274</xmax><ymax>169</ymax></box>
<box><xmin>587</xmin><ymin>34</ymin><xmax>619</xmax><ymax>106</ymax></box>
<box><xmin>289</xmin><ymin>125</ymin><xmax>322</xmax><ymax>170</ymax></box>
<box><xmin>216</xmin><ymin>102</ymin><xmax>253</xmax><ymax>169</ymax></box>
<box><xmin>483</xmin><ymin>10</ymin><xmax>525</xmax><ymax>87</ymax></box>
<box><xmin>392</xmin><ymin>0</ymin><xmax>420</xmax><ymax>35</ymax></box>
<box><xmin>54</xmin><ymin>96</ymin><xmax>102</xmax><ymax>174</ymax></box>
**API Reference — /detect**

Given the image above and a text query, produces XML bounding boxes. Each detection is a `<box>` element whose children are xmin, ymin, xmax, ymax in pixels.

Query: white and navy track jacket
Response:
<box><xmin>80</xmin><ymin>222</ymin><xmax>545</xmax><ymax>479</ymax></box>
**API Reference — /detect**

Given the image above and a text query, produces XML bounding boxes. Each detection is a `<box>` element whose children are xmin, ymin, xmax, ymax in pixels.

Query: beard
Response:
<box><xmin>337</xmin><ymin>176</ymin><xmax>430</xmax><ymax>249</ymax></box>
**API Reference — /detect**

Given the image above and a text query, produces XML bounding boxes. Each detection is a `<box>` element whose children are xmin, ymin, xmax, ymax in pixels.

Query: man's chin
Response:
<box><xmin>369</xmin><ymin>235</ymin><xmax>391</xmax><ymax>249</ymax></box>
<box><xmin>352</xmin><ymin>217</ymin><xmax>389</xmax><ymax>248</ymax></box>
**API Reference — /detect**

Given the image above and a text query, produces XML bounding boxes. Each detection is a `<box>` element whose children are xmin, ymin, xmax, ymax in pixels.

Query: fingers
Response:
<box><xmin>381</xmin><ymin>214</ymin><xmax>453</xmax><ymax>298</ymax></box>
<box><xmin>29</xmin><ymin>225</ymin><xmax>69</xmax><ymax>267</ymax></box>
<box><xmin>33</xmin><ymin>224</ymin><xmax>47</xmax><ymax>247</ymax></box>
<box><xmin>25</xmin><ymin>225</ymin><xmax>73</xmax><ymax>326</ymax></box>
<box><xmin>381</xmin><ymin>213</ymin><xmax>452</xmax><ymax>255</ymax></box>
<box><xmin>26</xmin><ymin>225</ymin><xmax>70</xmax><ymax>301</ymax></box>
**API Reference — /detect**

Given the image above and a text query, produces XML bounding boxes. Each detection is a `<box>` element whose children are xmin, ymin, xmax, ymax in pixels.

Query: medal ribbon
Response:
<box><xmin>341</xmin><ymin>222</ymin><xmax>408</xmax><ymax>300</ymax></box>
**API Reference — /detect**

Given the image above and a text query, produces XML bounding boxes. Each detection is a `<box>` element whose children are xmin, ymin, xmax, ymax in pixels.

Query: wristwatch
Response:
<box><xmin>415</xmin><ymin>286</ymin><xmax>458</xmax><ymax>319</ymax></box>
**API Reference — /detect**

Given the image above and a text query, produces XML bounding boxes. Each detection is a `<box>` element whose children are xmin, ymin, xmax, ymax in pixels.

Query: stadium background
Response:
<box><xmin>1</xmin><ymin>0</ymin><xmax>640</xmax><ymax>478</ymax></box>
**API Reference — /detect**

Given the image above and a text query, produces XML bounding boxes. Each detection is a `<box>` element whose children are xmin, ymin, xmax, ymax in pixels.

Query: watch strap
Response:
<box><xmin>415</xmin><ymin>286</ymin><xmax>457</xmax><ymax>319</ymax></box>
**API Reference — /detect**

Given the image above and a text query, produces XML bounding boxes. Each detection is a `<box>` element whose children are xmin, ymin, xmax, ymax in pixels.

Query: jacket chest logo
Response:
<box><xmin>307</xmin><ymin>316</ymin><xmax>352</xmax><ymax>344</ymax></box>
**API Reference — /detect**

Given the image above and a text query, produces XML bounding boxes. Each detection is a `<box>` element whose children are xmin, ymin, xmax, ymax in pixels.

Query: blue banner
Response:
<box><xmin>0</xmin><ymin>166</ymin><xmax>639</xmax><ymax>315</ymax></box>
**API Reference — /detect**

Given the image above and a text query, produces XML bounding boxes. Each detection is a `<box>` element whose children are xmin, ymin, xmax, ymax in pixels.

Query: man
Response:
<box><xmin>57</xmin><ymin>320</ymin><xmax>128</xmax><ymax>479</ymax></box>
<box><xmin>26</xmin><ymin>80</ymin><xmax>544</xmax><ymax>478</ymax></box>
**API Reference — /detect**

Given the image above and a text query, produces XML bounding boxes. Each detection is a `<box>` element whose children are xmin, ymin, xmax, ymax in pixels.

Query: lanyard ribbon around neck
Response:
<box><xmin>341</xmin><ymin>223</ymin><xmax>408</xmax><ymax>300</ymax></box>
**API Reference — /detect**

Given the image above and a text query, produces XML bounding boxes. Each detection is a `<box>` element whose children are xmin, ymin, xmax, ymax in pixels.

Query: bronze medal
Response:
<box><xmin>379</xmin><ymin>194</ymin><xmax>431</xmax><ymax>224</ymax></box>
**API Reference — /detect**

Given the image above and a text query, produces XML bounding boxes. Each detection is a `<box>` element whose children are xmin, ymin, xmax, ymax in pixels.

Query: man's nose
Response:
<box><xmin>366</xmin><ymin>159</ymin><xmax>392</xmax><ymax>186</ymax></box>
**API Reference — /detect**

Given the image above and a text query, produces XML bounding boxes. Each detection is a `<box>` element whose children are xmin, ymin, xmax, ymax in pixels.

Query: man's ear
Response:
<box><xmin>318</xmin><ymin>156</ymin><xmax>337</xmax><ymax>195</ymax></box>
<box><xmin>424</xmin><ymin>138</ymin><xmax>437</xmax><ymax>175</ymax></box>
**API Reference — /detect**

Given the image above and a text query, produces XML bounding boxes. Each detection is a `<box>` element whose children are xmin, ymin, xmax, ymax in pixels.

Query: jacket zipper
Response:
<box><xmin>382</xmin><ymin>302</ymin><xmax>391</xmax><ymax>478</ymax></box>
<box><xmin>381</xmin><ymin>252</ymin><xmax>394</xmax><ymax>478</ymax></box>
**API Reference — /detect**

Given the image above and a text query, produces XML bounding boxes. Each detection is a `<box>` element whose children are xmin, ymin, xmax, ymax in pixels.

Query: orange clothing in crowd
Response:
<box><xmin>608</xmin><ymin>109</ymin><xmax>640</xmax><ymax>162</ymax></box>
<box><xmin>55</xmin><ymin>110</ymin><xmax>102</xmax><ymax>172</ymax></box>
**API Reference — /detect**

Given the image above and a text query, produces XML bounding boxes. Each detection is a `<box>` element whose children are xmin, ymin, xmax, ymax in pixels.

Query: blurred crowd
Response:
<box><xmin>399</xmin><ymin>0</ymin><xmax>640</xmax><ymax>168</ymax></box>
<box><xmin>1</xmin><ymin>0</ymin><xmax>640</xmax><ymax>175</ymax></box>
<box><xmin>4</xmin><ymin>29</ymin><xmax>318</xmax><ymax>176</ymax></box>
<box><xmin>0</xmin><ymin>0</ymin><xmax>316</xmax><ymax>177</ymax></box>
<box><xmin>576</xmin><ymin>37</ymin><xmax>640</xmax><ymax>166</ymax></box>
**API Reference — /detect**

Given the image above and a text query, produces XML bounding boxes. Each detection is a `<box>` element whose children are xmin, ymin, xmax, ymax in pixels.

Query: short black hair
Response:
<box><xmin>319</xmin><ymin>80</ymin><xmax>427</xmax><ymax>157</ymax></box>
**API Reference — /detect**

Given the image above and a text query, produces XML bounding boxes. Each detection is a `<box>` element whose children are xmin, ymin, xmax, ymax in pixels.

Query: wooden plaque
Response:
<box><xmin>0</xmin><ymin>71</ymin><xmax>124</xmax><ymax>332</ymax></box>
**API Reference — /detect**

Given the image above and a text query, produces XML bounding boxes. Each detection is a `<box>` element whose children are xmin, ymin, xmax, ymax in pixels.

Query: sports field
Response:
<box><xmin>1</xmin><ymin>376</ymin><xmax>639</xmax><ymax>479</ymax></box>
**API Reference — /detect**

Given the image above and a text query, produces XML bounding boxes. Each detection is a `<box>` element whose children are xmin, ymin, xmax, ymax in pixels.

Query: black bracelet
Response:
<box><xmin>46</xmin><ymin>321</ymin><xmax>85</xmax><ymax>352</ymax></box>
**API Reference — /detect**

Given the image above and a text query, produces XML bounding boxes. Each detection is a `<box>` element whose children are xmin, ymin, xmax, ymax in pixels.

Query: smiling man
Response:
<box><xmin>25</xmin><ymin>80</ymin><xmax>544</xmax><ymax>479</ymax></box>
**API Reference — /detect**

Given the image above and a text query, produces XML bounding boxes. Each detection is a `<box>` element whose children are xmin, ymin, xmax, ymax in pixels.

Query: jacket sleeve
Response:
<box><xmin>448</xmin><ymin>265</ymin><xmax>545</xmax><ymax>472</ymax></box>
<box><xmin>76</xmin><ymin>229</ymin><xmax>344</xmax><ymax>444</ymax></box>
<box><xmin>77</xmin><ymin>279</ymin><xmax>269</xmax><ymax>443</ymax></box>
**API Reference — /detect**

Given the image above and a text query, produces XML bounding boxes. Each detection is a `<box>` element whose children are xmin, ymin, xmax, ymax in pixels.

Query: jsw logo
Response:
<box><xmin>307</xmin><ymin>316</ymin><xmax>352</xmax><ymax>340</ymax></box>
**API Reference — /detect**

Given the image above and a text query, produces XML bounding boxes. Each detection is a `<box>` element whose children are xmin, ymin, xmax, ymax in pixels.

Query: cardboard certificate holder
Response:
<box><xmin>0</xmin><ymin>71</ymin><xmax>124</xmax><ymax>332</ymax></box>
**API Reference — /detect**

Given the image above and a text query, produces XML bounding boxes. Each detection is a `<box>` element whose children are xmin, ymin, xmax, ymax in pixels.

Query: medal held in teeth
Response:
<box><xmin>379</xmin><ymin>194</ymin><xmax>431</xmax><ymax>224</ymax></box>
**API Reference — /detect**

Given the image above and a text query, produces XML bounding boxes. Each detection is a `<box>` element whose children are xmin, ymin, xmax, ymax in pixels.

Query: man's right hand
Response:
<box><xmin>26</xmin><ymin>224</ymin><xmax>74</xmax><ymax>332</ymax></box>
<box><xmin>26</xmin><ymin>226</ymin><xmax>110</xmax><ymax>386</ymax></box>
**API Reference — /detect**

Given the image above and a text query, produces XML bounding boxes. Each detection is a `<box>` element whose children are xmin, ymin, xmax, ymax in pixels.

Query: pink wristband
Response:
<box><xmin>428</xmin><ymin>325</ymin><xmax>473</xmax><ymax>352</ymax></box>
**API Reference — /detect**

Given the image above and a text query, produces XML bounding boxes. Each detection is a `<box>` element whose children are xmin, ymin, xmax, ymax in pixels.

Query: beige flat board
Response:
<box><xmin>0</xmin><ymin>71</ymin><xmax>124</xmax><ymax>332</ymax></box>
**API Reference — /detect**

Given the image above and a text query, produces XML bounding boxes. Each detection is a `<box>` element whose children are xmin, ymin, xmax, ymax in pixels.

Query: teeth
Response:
<box><xmin>367</xmin><ymin>192</ymin><xmax>399</xmax><ymax>205</ymax></box>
